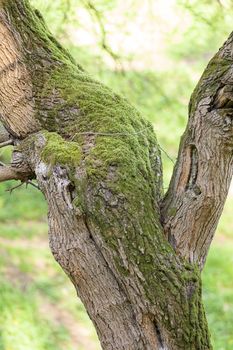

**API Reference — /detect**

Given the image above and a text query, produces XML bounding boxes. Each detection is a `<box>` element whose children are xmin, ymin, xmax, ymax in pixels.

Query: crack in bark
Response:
<box><xmin>185</xmin><ymin>144</ymin><xmax>199</xmax><ymax>192</ymax></box>
<box><xmin>153</xmin><ymin>320</ymin><xmax>165</xmax><ymax>350</ymax></box>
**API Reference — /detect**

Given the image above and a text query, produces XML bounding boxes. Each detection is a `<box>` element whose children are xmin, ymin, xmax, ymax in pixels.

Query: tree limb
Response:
<box><xmin>161</xmin><ymin>34</ymin><xmax>233</xmax><ymax>268</ymax></box>
<box><xmin>82</xmin><ymin>0</ymin><xmax>121</xmax><ymax>65</ymax></box>
<box><xmin>0</xmin><ymin>146</ymin><xmax>34</xmax><ymax>183</ymax></box>
<box><xmin>0</xmin><ymin>166</ymin><xmax>23</xmax><ymax>182</ymax></box>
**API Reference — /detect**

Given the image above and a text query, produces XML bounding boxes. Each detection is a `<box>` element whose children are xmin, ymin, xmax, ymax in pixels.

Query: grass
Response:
<box><xmin>203</xmin><ymin>196</ymin><xmax>233</xmax><ymax>350</ymax></box>
<box><xmin>0</xmin><ymin>281</ymin><xmax>69</xmax><ymax>350</ymax></box>
<box><xmin>204</xmin><ymin>242</ymin><xmax>233</xmax><ymax>350</ymax></box>
<box><xmin>0</xmin><ymin>188</ymin><xmax>100</xmax><ymax>349</ymax></box>
<box><xmin>0</xmin><ymin>165</ymin><xmax>99</xmax><ymax>349</ymax></box>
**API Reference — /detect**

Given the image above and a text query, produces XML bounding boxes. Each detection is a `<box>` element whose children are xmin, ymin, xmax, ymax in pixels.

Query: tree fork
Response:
<box><xmin>0</xmin><ymin>0</ymin><xmax>233</xmax><ymax>349</ymax></box>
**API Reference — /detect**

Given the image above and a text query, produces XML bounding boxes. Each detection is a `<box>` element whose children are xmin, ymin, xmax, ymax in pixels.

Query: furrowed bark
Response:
<box><xmin>161</xmin><ymin>36</ymin><xmax>233</xmax><ymax>268</ymax></box>
<box><xmin>1</xmin><ymin>0</ymin><xmax>232</xmax><ymax>349</ymax></box>
<box><xmin>30</xmin><ymin>137</ymin><xmax>159</xmax><ymax>350</ymax></box>
<box><xmin>25</xmin><ymin>132</ymin><xmax>210</xmax><ymax>350</ymax></box>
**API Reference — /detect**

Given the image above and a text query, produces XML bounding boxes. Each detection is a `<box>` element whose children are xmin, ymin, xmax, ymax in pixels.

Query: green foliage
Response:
<box><xmin>0</xmin><ymin>227</ymin><xmax>100</xmax><ymax>349</ymax></box>
<box><xmin>174</xmin><ymin>0</ymin><xmax>232</xmax><ymax>62</ymax></box>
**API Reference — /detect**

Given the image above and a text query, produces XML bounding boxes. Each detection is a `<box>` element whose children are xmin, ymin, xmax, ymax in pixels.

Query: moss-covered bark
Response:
<box><xmin>0</xmin><ymin>0</ymin><xmax>227</xmax><ymax>349</ymax></box>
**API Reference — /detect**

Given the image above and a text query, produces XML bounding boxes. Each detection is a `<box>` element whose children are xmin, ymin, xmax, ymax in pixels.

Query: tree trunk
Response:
<box><xmin>0</xmin><ymin>1</ymin><xmax>233</xmax><ymax>349</ymax></box>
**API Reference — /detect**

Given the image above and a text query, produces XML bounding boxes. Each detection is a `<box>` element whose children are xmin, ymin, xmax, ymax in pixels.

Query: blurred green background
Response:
<box><xmin>0</xmin><ymin>0</ymin><xmax>233</xmax><ymax>349</ymax></box>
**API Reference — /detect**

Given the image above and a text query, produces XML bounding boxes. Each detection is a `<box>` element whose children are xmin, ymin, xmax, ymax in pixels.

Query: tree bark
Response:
<box><xmin>0</xmin><ymin>1</ymin><xmax>232</xmax><ymax>349</ymax></box>
<box><xmin>161</xmin><ymin>46</ymin><xmax>233</xmax><ymax>268</ymax></box>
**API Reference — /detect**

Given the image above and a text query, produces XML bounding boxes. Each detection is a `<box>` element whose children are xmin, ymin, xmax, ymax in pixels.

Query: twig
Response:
<box><xmin>27</xmin><ymin>181</ymin><xmax>40</xmax><ymax>190</ymax></box>
<box><xmin>0</xmin><ymin>139</ymin><xmax>13</xmax><ymax>148</ymax></box>
<box><xmin>6</xmin><ymin>180</ymin><xmax>40</xmax><ymax>193</ymax></box>
<box><xmin>82</xmin><ymin>0</ymin><xmax>121</xmax><ymax>65</ymax></box>
<box><xmin>158</xmin><ymin>145</ymin><xmax>175</xmax><ymax>164</ymax></box>
<box><xmin>70</xmin><ymin>126</ymin><xmax>151</xmax><ymax>140</ymax></box>
<box><xmin>6</xmin><ymin>181</ymin><xmax>24</xmax><ymax>194</ymax></box>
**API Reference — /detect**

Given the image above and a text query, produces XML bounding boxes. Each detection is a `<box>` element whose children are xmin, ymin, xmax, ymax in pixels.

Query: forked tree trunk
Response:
<box><xmin>0</xmin><ymin>1</ymin><xmax>233</xmax><ymax>349</ymax></box>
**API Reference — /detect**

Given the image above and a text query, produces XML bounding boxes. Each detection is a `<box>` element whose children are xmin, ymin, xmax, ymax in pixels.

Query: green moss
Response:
<box><xmin>37</xmin><ymin>65</ymin><xmax>162</xmax><ymax>184</ymax></box>
<box><xmin>41</xmin><ymin>132</ymin><xmax>82</xmax><ymax>166</ymax></box>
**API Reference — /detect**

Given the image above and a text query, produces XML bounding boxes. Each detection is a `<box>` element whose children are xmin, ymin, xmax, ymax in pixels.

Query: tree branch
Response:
<box><xmin>0</xmin><ymin>143</ymin><xmax>34</xmax><ymax>183</ymax></box>
<box><xmin>82</xmin><ymin>0</ymin><xmax>121</xmax><ymax>65</ymax></box>
<box><xmin>0</xmin><ymin>139</ymin><xmax>13</xmax><ymax>148</ymax></box>
<box><xmin>161</xmin><ymin>33</ymin><xmax>233</xmax><ymax>268</ymax></box>
<box><xmin>0</xmin><ymin>166</ymin><xmax>23</xmax><ymax>182</ymax></box>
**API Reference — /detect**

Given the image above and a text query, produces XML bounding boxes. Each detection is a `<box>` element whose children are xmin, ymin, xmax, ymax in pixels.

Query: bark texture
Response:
<box><xmin>161</xmin><ymin>46</ymin><xmax>233</xmax><ymax>268</ymax></box>
<box><xmin>0</xmin><ymin>1</ymin><xmax>232</xmax><ymax>349</ymax></box>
